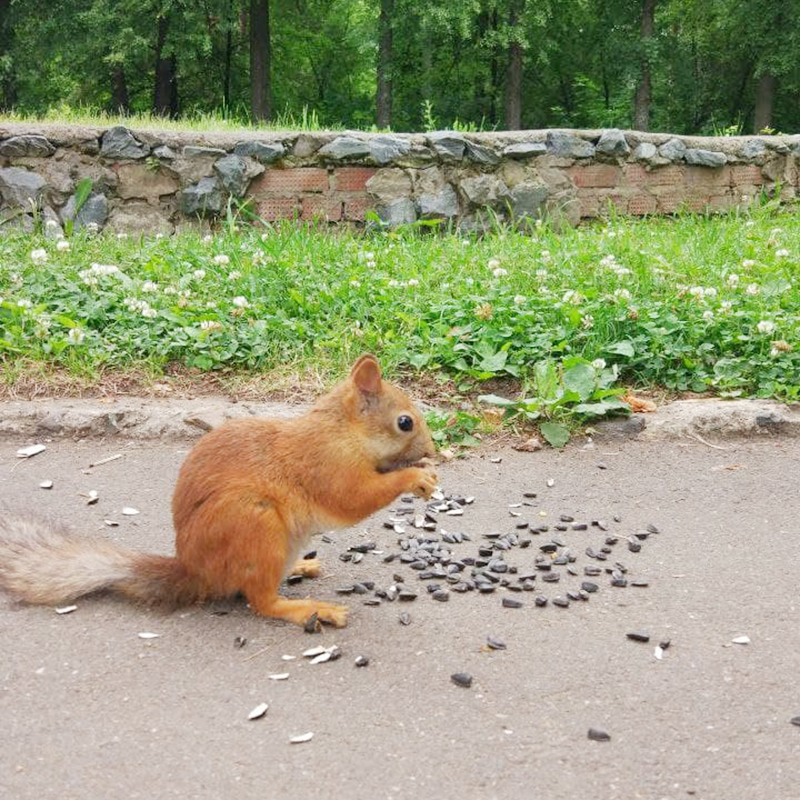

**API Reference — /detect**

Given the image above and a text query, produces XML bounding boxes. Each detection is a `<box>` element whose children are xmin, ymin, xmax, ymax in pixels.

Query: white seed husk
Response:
<box><xmin>248</xmin><ymin>702</ymin><xmax>269</xmax><ymax>720</ymax></box>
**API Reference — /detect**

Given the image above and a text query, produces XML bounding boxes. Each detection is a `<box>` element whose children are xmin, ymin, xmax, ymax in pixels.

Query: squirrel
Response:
<box><xmin>0</xmin><ymin>354</ymin><xmax>438</xmax><ymax>629</ymax></box>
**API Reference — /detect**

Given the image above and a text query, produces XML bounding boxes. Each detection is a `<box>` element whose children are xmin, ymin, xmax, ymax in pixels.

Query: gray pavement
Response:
<box><xmin>1</xmin><ymin>433</ymin><xmax>799</xmax><ymax>800</ymax></box>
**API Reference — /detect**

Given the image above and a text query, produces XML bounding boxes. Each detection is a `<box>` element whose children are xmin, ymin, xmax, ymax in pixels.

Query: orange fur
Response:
<box><xmin>0</xmin><ymin>355</ymin><xmax>437</xmax><ymax>629</ymax></box>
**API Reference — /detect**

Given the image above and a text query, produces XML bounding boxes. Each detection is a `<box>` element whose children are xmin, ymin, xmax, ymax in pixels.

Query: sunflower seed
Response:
<box><xmin>290</xmin><ymin>732</ymin><xmax>314</xmax><ymax>744</ymax></box>
<box><xmin>588</xmin><ymin>727</ymin><xmax>611</xmax><ymax>742</ymax></box>
<box><xmin>355</xmin><ymin>655</ymin><xmax>369</xmax><ymax>667</ymax></box>
<box><xmin>309</xmin><ymin>652</ymin><xmax>331</xmax><ymax>665</ymax></box>
<box><xmin>121</xmin><ymin>507</ymin><xmax>140</xmax><ymax>516</ymax></box>
<box><xmin>399</xmin><ymin>612</ymin><xmax>411</xmax><ymax>625</ymax></box>
<box><xmin>581</xmin><ymin>582</ymin><xmax>599</xmax><ymax>593</ymax></box>
<box><xmin>502</xmin><ymin>597</ymin><xmax>523</xmax><ymax>609</ymax></box>
<box><xmin>39</xmin><ymin>480</ymin><xmax>54</xmax><ymax>489</ymax></box>
<box><xmin>552</xmin><ymin>596</ymin><xmax>569</xmax><ymax>608</ymax></box>
<box><xmin>546</xmin><ymin>478</ymin><xmax>555</xmax><ymax>487</ymax></box>
<box><xmin>138</xmin><ymin>632</ymin><xmax>159</xmax><ymax>639</ymax></box>
<box><xmin>790</xmin><ymin>716</ymin><xmax>800</xmax><ymax>727</ymax></box>
<box><xmin>248</xmin><ymin>702</ymin><xmax>269</xmax><ymax>720</ymax></box>
<box><xmin>55</xmin><ymin>605</ymin><xmax>77</xmax><ymax>615</ymax></box>
<box><xmin>534</xmin><ymin>595</ymin><xmax>548</xmax><ymax>607</ymax></box>
<box><xmin>451</xmin><ymin>672</ymin><xmax>473</xmax><ymax>688</ymax></box>
<box><xmin>627</xmin><ymin>632</ymin><xmax>650</xmax><ymax>643</ymax></box>
<box><xmin>234</xmin><ymin>636</ymin><xmax>247</xmax><ymax>649</ymax></box>
<box><xmin>486</xmin><ymin>637</ymin><xmax>507</xmax><ymax>650</ymax></box>
<box><xmin>732</xmin><ymin>635</ymin><xmax>751</xmax><ymax>645</ymax></box>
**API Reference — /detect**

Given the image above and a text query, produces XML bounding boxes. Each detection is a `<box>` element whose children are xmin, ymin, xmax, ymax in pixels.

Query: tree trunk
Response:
<box><xmin>753</xmin><ymin>72</ymin><xmax>775</xmax><ymax>133</ymax></box>
<box><xmin>489</xmin><ymin>8</ymin><xmax>499</xmax><ymax>125</ymax></box>
<box><xmin>0</xmin><ymin>0</ymin><xmax>15</xmax><ymax>110</ymax></box>
<box><xmin>504</xmin><ymin>0</ymin><xmax>523</xmax><ymax>130</ymax></box>
<box><xmin>633</xmin><ymin>0</ymin><xmax>656</xmax><ymax>131</ymax></box>
<box><xmin>111</xmin><ymin>65</ymin><xmax>130</xmax><ymax>114</ymax></box>
<box><xmin>376</xmin><ymin>0</ymin><xmax>393</xmax><ymax>128</ymax></box>
<box><xmin>223</xmin><ymin>0</ymin><xmax>234</xmax><ymax>108</ymax></box>
<box><xmin>249</xmin><ymin>0</ymin><xmax>272</xmax><ymax>122</ymax></box>
<box><xmin>153</xmin><ymin>15</ymin><xmax>175</xmax><ymax>116</ymax></box>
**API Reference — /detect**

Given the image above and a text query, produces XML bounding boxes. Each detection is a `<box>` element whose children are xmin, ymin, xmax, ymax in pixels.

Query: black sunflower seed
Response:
<box><xmin>588</xmin><ymin>727</ymin><xmax>611</xmax><ymax>742</ymax></box>
<box><xmin>502</xmin><ymin>598</ymin><xmax>523</xmax><ymax>609</ymax></box>
<box><xmin>451</xmin><ymin>672</ymin><xmax>473</xmax><ymax>688</ymax></box>
<box><xmin>626</xmin><ymin>632</ymin><xmax>650</xmax><ymax>642</ymax></box>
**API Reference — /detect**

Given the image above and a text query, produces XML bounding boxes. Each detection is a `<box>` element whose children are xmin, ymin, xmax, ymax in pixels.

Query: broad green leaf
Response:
<box><xmin>604</xmin><ymin>340</ymin><xmax>635</xmax><ymax>357</ymax></box>
<box><xmin>540</xmin><ymin>421</ymin><xmax>570</xmax><ymax>448</ymax></box>
<box><xmin>563</xmin><ymin>362</ymin><xmax>596</xmax><ymax>400</ymax></box>
<box><xmin>74</xmin><ymin>178</ymin><xmax>93</xmax><ymax>213</ymax></box>
<box><xmin>478</xmin><ymin>394</ymin><xmax>516</xmax><ymax>407</ymax></box>
<box><xmin>478</xmin><ymin>349</ymin><xmax>507</xmax><ymax>373</ymax></box>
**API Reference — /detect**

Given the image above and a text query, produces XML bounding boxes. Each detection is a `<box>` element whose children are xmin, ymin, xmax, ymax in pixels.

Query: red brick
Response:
<box><xmin>686</xmin><ymin>165</ymin><xmax>730</xmax><ymax>188</ymax></box>
<box><xmin>568</xmin><ymin>164</ymin><xmax>621</xmax><ymax>188</ymax></box>
<box><xmin>731</xmin><ymin>165</ymin><xmax>765</xmax><ymax>187</ymax></box>
<box><xmin>656</xmin><ymin>192</ymin><xmax>683</xmax><ymax>213</ymax></box>
<box><xmin>255</xmin><ymin>196</ymin><xmax>299</xmax><ymax>221</ymax></box>
<box><xmin>628</xmin><ymin>193</ymin><xmax>657</xmax><ymax>215</ymax></box>
<box><xmin>331</xmin><ymin>167</ymin><xmax>377</xmax><ymax>192</ymax></box>
<box><xmin>647</xmin><ymin>165</ymin><xmax>685</xmax><ymax>187</ymax></box>
<box><xmin>622</xmin><ymin>163</ymin><xmax>648</xmax><ymax>187</ymax></box>
<box><xmin>341</xmin><ymin>193</ymin><xmax>372</xmax><ymax>221</ymax></box>
<box><xmin>596</xmin><ymin>193</ymin><xmax>629</xmax><ymax>215</ymax></box>
<box><xmin>250</xmin><ymin>167</ymin><xmax>329</xmax><ymax>195</ymax></box>
<box><xmin>301</xmin><ymin>195</ymin><xmax>342</xmax><ymax>222</ymax></box>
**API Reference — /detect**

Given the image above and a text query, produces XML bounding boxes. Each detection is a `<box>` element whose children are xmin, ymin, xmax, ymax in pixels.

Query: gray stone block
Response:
<box><xmin>100</xmin><ymin>126</ymin><xmax>150</xmax><ymax>159</ymax></box>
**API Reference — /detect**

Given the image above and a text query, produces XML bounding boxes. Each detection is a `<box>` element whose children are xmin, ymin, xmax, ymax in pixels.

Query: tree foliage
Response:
<box><xmin>0</xmin><ymin>0</ymin><xmax>798</xmax><ymax>133</ymax></box>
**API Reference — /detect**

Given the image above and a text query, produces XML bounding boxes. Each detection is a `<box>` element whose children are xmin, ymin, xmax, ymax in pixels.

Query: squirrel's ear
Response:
<box><xmin>350</xmin><ymin>354</ymin><xmax>382</xmax><ymax>394</ymax></box>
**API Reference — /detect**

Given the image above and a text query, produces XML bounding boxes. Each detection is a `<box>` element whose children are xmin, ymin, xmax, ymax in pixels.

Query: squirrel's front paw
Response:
<box><xmin>409</xmin><ymin>464</ymin><xmax>438</xmax><ymax>500</ymax></box>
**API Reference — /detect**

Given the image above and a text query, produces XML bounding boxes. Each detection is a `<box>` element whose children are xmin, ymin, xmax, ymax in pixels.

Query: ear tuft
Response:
<box><xmin>350</xmin><ymin>354</ymin><xmax>382</xmax><ymax>394</ymax></box>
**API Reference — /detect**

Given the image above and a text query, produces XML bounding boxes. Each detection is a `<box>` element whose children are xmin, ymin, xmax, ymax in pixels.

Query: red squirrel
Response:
<box><xmin>0</xmin><ymin>355</ymin><xmax>438</xmax><ymax>628</ymax></box>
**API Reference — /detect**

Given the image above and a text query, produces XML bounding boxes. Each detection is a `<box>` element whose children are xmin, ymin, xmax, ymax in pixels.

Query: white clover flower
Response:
<box><xmin>154</xmin><ymin>232</ymin><xmax>165</xmax><ymax>240</ymax></box>
<box><xmin>142</xmin><ymin>281</ymin><xmax>159</xmax><ymax>293</ymax></box>
<box><xmin>742</xmin><ymin>259</ymin><xmax>756</xmax><ymax>268</ymax></box>
<box><xmin>85</xmin><ymin>222</ymin><xmax>99</xmax><ymax>234</ymax></box>
<box><xmin>614</xmin><ymin>288</ymin><xmax>631</xmax><ymax>301</ymax></box>
<box><xmin>756</xmin><ymin>320</ymin><xmax>776</xmax><ymax>334</ymax></box>
<box><xmin>56</xmin><ymin>239</ymin><xmax>71</xmax><ymax>252</ymax></box>
<box><xmin>200</xmin><ymin>320</ymin><xmax>223</xmax><ymax>332</ymax></box>
<box><xmin>771</xmin><ymin>227</ymin><xmax>783</xmax><ymax>235</ymax></box>
<box><xmin>488</xmin><ymin>258</ymin><xmax>501</xmax><ymax>270</ymax></box>
<box><xmin>45</xmin><ymin>219</ymin><xmax>58</xmax><ymax>230</ymax></box>
<box><xmin>727</xmin><ymin>273</ymin><xmax>740</xmax><ymax>287</ymax></box>
<box><xmin>720</xmin><ymin>301</ymin><xmax>733</xmax><ymax>312</ymax></box>
<box><xmin>116</xmin><ymin>232</ymin><xmax>128</xmax><ymax>240</ymax></box>
<box><xmin>92</xmin><ymin>263</ymin><xmax>119</xmax><ymax>276</ymax></box>
<box><xmin>745</xmin><ymin>219</ymin><xmax>755</xmax><ymax>227</ymax></box>
<box><xmin>193</xmin><ymin>269</ymin><xmax>206</xmax><ymax>280</ymax></box>
<box><xmin>562</xmin><ymin>290</ymin><xmax>583</xmax><ymax>305</ymax></box>
<box><xmin>408</xmin><ymin>278</ymin><xmax>419</xmax><ymax>287</ymax></box>
<box><xmin>163</xmin><ymin>287</ymin><xmax>178</xmax><ymax>295</ymax></box>
<box><xmin>775</xmin><ymin>248</ymin><xmax>790</xmax><ymax>258</ymax></box>
<box><xmin>492</xmin><ymin>267</ymin><xmax>508</xmax><ymax>278</ymax></box>
<box><xmin>67</xmin><ymin>328</ymin><xmax>85</xmax><ymax>345</ymax></box>
<box><xmin>366</xmin><ymin>260</ymin><xmax>377</xmax><ymax>269</ymax></box>
<box><xmin>704</xmin><ymin>287</ymin><xmax>717</xmax><ymax>298</ymax></box>
<box><xmin>30</xmin><ymin>248</ymin><xmax>48</xmax><ymax>264</ymax></box>
<box><xmin>465</xmin><ymin>277</ymin><xmax>474</xmax><ymax>286</ymax></box>
<box><xmin>141</xmin><ymin>306</ymin><xmax>158</xmax><ymax>318</ymax></box>
<box><xmin>540</xmin><ymin>250</ymin><xmax>552</xmax><ymax>263</ymax></box>
<box><xmin>513</xmin><ymin>294</ymin><xmax>526</xmax><ymax>305</ymax></box>
<box><xmin>206</xmin><ymin>301</ymin><xmax>217</xmax><ymax>309</ymax></box>
<box><xmin>232</xmin><ymin>296</ymin><xmax>249</xmax><ymax>308</ymax></box>
<box><xmin>746</xmin><ymin>283</ymin><xmax>760</xmax><ymax>296</ymax></box>
<box><xmin>689</xmin><ymin>286</ymin><xmax>705</xmax><ymax>299</ymax></box>
<box><xmin>592</xmin><ymin>358</ymin><xmax>606</xmax><ymax>370</ymax></box>
<box><xmin>703</xmin><ymin>309</ymin><xmax>714</xmax><ymax>320</ymax></box>
<box><xmin>461</xmin><ymin>239</ymin><xmax>470</xmax><ymax>247</ymax></box>
<box><xmin>364</xmin><ymin>251</ymin><xmax>375</xmax><ymax>261</ymax></box>
<box><xmin>387</xmin><ymin>279</ymin><xmax>400</xmax><ymax>288</ymax></box>
<box><xmin>17</xmin><ymin>299</ymin><xmax>32</xmax><ymax>309</ymax></box>
<box><xmin>213</xmin><ymin>254</ymin><xmax>230</xmax><ymax>266</ymax></box>
<box><xmin>252</xmin><ymin>251</ymin><xmax>266</xmax><ymax>265</ymax></box>
<box><xmin>613</xmin><ymin>267</ymin><xmax>631</xmax><ymax>277</ymax></box>
<box><xmin>600</xmin><ymin>254</ymin><xmax>617</xmax><ymax>268</ymax></box>
<box><xmin>581</xmin><ymin>314</ymin><xmax>594</xmax><ymax>329</ymax></box>
<box><xmin>535</xmin><ymin>269</ymin><xmax>548</xmax><ymax>280</ymax></box>
<box><xmin>203</xmin><ymin>234</ymin><xmax>214</xmax><ymax>244</ymax></box>
<box><xmin>350</xmin><ymin>280</ymin><xmax>361</xmax><ymax>288</ymax></box>
<box><xmin>228</xmin><ymin>270</ymin><xmax>242</xmax><ymax>281</ymax></box>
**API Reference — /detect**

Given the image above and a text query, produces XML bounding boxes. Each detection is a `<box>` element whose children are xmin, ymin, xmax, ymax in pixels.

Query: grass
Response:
<box><xmin>0</xmin><ymin>105</ymin><xmax>339</xmax><ymax>134</ymax></box>
<box><xmin>1</xmin><ymin>205</ymin><xmax>798</xmax><ymax>445</ymax></box>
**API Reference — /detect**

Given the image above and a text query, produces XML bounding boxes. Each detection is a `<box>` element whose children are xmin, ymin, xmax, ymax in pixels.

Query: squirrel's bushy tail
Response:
<box><xmin>0</xmin><ymin>513</ymin><xmax>205</xmax><ymax>608</ymax></box>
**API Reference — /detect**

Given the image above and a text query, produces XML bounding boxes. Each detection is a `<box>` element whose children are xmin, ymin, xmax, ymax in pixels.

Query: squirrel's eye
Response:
<box><xmin>397</xmin><ymin>415</ymin><xmax>414</xmax><ymax>432</ymax></box>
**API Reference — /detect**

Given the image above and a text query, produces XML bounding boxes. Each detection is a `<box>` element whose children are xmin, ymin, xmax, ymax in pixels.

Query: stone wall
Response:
<box><xmin>1</xmin><ymin>122</ymin><xmax>798</xmax><ymax>235</ymax></box>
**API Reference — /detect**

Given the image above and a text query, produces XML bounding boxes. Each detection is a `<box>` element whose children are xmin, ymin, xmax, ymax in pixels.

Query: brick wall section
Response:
<box><xmin>248</xmin><ymin>167</ymin><xmax>373</xmax><ymax>222</ymax></box>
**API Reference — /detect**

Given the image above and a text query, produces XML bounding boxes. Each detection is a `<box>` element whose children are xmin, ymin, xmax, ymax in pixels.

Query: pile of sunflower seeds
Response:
<box><xmin>329</xmin><ymin>486</ymin><xmax>661</xmax><ymax>611</ymax></box>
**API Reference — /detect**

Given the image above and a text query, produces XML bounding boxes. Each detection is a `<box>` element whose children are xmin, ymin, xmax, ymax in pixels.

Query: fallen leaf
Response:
<box><xmin>622</xmin><ymin>393</ymin><xmax>657</xmax><ymax>413</ymax></box>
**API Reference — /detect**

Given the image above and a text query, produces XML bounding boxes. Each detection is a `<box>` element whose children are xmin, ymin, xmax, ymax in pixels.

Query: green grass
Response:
<box><xmin>0</xmin><ymin>104</ymin><xmax>338</xmax><ymax>133</ymax></box>
<box><xmin>1</xmin><ymin>206</ymin><xmax>799</xmax><ymax>442</ymax></box>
